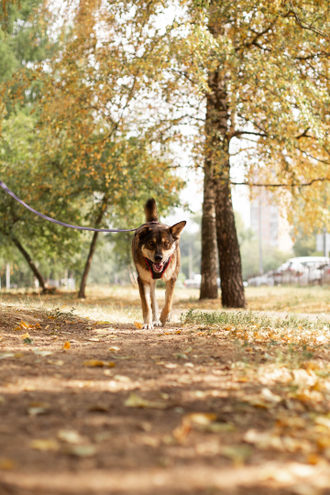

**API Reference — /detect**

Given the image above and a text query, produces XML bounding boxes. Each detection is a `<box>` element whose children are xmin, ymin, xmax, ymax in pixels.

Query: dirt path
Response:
<box><xmin>1</xmin><ymin>300</ymin><xmax>330</xmax><ymax>494</ymax></box>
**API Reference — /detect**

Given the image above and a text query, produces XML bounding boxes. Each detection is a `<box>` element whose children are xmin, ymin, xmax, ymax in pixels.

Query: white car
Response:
<box><xmin>275</xmin><ymin>256</ymin><xmax>330</xmax><ymax>285</ymax></box>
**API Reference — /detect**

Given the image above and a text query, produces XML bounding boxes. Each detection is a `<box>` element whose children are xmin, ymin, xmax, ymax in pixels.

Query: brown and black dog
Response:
<box><xmin>132</xmin><ymin>199</ymin><xmax>186</xmax><ymax>329</ymax></box>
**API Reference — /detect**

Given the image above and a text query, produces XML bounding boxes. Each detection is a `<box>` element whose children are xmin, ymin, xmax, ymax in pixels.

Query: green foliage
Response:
<box><xmin>0</xmin><ymin>0</ymin><xmax>52</xmax><ymax>90</ymax></box>
<box><xmin>293</xmin><ymin>232</ymin><xmax>318</xmax><ymax>257</ymax></box>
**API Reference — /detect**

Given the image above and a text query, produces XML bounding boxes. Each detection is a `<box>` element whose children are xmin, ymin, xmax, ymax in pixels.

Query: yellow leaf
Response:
<box><xmin>107</xmin><ymin>362</ymin><xmax>116</xmax><ymax>368</ymax></box>
<box><xmin>20</xmin><ymin>332</ymin><xmax>30</xmax><ymax>339</ymax></box>
<box><xmin>83</xmin><ymin>360</ymin><xmax>104</xmax><ymax>367</ymax></box>
<box><xmin>109</xmin><ymin>346</ymin><xmax>119</xmax><ymax>352</ymax></box>
<box><xmin>63</xmin><ymin>341</ymin><xmax>71</xmax><ymax>350</ymax></box>
<box><xmin>124</xmin><ymin>393</ymin><xmax>166</xmax><ymax>409</ymax></box>
<box><xmin>134</xmin><ymin>321</ymin><xmax>143</xmax><ymax>329</ymax></box>
<box><xmin>307</xmin><ymin>453</ymin><xmax>322</xmax><ymax>465</ymax></box>
<box><xmin>20</xmin><ymin>321</ymin><xmax>29</xmax><ymax>329</ymax></box>
<box><xmin>0</xmin><ymin>458</ymin><xmax>15</xmax><ymax>470</ymax></box>
<box><xmin>31</xmin><ymin>439</ymin><xmax>59</xmax><ymax>451</ymax></box>
<box><xmin>188</xmin><ymin>413</ymin><xmax>217</xmax><ymax>425</ymax></box>
<box><xmin>13</xmin><ymin>326</ymin><xmax>21</xmax><ymax>331</ymax></box>
<box><xmin>57</xmin><ymin>429</ymin><xmax>84</xmax><ymax>444</ymax></box>
<box><xmin>234</xmin><ymin>376</ymin><xmax>249</xmax><ymax>382</ymax></box>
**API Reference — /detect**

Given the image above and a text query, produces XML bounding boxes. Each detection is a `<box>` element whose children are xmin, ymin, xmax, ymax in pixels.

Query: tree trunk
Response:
<box><xmin>203</xmin><ymin>60</ymin><xmax>245</xmax><ymax>307</ymax></box>
<box><xmin>78</xmin><ymin>195</ymin><xmax>108</xmax><ymax>298</ymax></box>
<box><xmin>214</xmin><ymin>175</ymin><xmax>246</xmax><ymax>308</ymax></box>
<box><xmin>78</xmin><ymin>230</ymin><xmax>99</xmax><ymax>298</ymax></box>
<box><xmin>11</xmin><ymin>236</ymin><xmax>47</xmax><ymax>291</ymax></box>
<box><xmin>200</xmin><ymin>161</ymin><xmax>218</xmax><ymax>299</ymax></box>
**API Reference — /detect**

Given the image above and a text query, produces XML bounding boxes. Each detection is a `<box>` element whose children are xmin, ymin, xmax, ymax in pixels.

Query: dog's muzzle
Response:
<box><xmin>153</xmin><ymin>261</ymin><xmax>165</xmax><ymax>273</ymax></box>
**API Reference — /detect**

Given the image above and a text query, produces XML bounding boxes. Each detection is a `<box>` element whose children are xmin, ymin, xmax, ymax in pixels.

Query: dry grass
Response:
<box><xmin>3</xmin><ymin>284</ymin><xmax>329</xmax><ymax>316</ymax></box>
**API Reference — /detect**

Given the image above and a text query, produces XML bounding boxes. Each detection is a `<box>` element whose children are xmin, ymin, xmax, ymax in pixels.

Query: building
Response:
<box><xmin>250</xmin><ymin>189</ymin><xmax>293</xmax><ymax>252</ymax></box>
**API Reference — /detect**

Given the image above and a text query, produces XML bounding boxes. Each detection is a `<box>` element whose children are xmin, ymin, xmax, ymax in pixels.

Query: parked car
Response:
<box><xmin>248</xmin><ymin>256</ymin><xmax>330</xmax><ymax>287</ymax></box>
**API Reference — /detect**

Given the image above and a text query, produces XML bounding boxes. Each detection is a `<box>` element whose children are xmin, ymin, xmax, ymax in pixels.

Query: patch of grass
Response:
<box><xmin>181</xmin><ymin>309</ymin><xmax>330</xmax><ymax>355</ymax></box>
<box><xmin>181</xmin><ymin>308</ymin><xmax>330</xmax><ymax>332</ymax></box>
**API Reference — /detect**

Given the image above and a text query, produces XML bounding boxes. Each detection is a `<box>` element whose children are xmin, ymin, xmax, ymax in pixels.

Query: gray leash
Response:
<box><xmin>0</xmin><ymin>180</ymin><xmax>138</xmax><ymax>233</ymax></box>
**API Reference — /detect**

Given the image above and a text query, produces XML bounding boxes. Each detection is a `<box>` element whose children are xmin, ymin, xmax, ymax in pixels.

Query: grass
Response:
<box><xmin>181</xmin><ymin>308</ymin><xmax>330</xmax><ymax>332</ymax></box>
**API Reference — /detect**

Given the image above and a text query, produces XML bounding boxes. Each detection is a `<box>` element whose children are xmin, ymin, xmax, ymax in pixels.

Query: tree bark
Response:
<box><xmin>11</xmin><ymin>236</ymin><xmax>47</xmax><ymax>291</ymax></box>
<box><xmin>78</xmin><ymin>195</ymin><xmax>108</xmax><ymax>298</ymax></box>
<box><xmin>214</xmin><ymin>175</ymin><xmax>245</xmax><ymax>308</ymax></box>
<box><xmin>200</xmin><ymin>161</ymin><xmax>218</xmax><ymax>299</ymax></box>
<box><xmin>78</xmin><ymin>230</ymin><xmax>99</xmax><ymax>298</ymax></box>
<box><xmin>203</xmin><ymin>61</ymin><xmax>245</xmax><ymax>307</ymax></box>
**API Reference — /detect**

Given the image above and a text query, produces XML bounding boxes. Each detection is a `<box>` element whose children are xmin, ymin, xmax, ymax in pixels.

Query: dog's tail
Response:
<box><xmin>144</xmin><ymin>198</ymin><xmax>159</xmax><ymax>223</ymax></box>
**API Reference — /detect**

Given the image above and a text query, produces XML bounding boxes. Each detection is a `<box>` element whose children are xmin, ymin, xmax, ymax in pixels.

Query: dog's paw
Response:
<box><xmin>160</xmin><ymin>315</ymin><xmax>167</xmax><ymax>327</ymax></box>
<box><xmin>143</xmin><ymin>323</ymin><xmax>154</xmax><ymax>330</ymax></box>
<box><xmin>153</xmin><ymin>319</ymin><xmax>162</xmax><ymax>327</ymax></box>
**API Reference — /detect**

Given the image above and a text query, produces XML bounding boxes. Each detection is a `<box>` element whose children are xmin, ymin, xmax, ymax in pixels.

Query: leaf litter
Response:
<box><xmin>3</xmin><ymin>295</ymin><xmax>330</xmax><ymax>493</ymax></box>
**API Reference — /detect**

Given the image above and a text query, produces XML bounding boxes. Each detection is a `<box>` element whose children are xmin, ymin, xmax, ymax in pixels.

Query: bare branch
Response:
<box><xmin>231</xmin><ymin>177</ymin><xmax>330</xmax><ymax>188</ymax></box>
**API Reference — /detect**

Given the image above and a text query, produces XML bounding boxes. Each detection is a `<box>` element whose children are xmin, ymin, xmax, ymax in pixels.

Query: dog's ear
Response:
<box><xmin>136</xmin><ymin>225</ymin><xmax>149</xmax><ymax>241</ymax></box>
<box><xmin>170</xmin><ymin>221</ymin><xmax>186</xmax><ymax>240</ymax></box>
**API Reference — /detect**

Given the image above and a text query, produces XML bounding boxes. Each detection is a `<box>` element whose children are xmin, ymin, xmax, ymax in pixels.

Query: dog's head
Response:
<box><xmin>137</xmin><ymin>221</ymin><xmax>186</xmax><ymax>274</ymax></box>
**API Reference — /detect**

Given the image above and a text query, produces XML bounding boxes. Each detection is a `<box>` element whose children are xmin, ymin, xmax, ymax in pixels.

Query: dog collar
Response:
<box><xmin>144</xmin><ymin>256</ymin><xmax>172</xmax><ymax>280</ymax></box>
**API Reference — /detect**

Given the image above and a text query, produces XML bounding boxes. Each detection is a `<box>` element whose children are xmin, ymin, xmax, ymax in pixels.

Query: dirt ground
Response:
<box><xmin>2</xmin><ymin>288</ymin><xmax>330</xmax><ymax>494</ymax></box>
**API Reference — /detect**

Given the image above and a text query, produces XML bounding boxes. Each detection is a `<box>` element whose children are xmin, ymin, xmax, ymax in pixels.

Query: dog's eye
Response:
<box><xmin>148</xmin><ymin>242</ymin><xmax>154</xmax><ymax>248</ymax></box>
<box><xmin>163</xmin><ymin>241</ymin><xmax>170</xmax><ymax>249</ymax></box>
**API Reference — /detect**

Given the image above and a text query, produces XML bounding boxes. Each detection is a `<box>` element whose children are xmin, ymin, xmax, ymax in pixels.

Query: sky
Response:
<box><xmin>163</xmin><ymin>160</ymin><xmax>251</xmax><ymax>233</ymax></box>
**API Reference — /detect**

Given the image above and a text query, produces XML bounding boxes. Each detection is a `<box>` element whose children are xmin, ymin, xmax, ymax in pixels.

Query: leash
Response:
<box><xmin>0</xmin><ymin>180</ymin><xmax>138</xmax><ymax>233</ymax></box>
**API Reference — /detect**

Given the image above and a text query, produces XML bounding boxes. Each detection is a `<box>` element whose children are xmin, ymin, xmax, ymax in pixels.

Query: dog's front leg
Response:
<box><xmin>160</xmin><ymin>278</ymin><xmax>175</xmax><ymax>327</ymax></box>
<box><xmin>150</xmin><ymin>280</ymin><xmax>161</xmax><ymax>326</ymax></box>
<box><xmin>137</xmin><ymin>276</ymin><xmax>153</xmax><ymax>329</ymax></box>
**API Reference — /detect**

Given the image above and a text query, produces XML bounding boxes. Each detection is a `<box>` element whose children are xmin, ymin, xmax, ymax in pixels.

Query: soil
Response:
<box><xmin>0</xmin><ymin>297</ymin><xmax>330</xmax><ymax>495</ymax></box>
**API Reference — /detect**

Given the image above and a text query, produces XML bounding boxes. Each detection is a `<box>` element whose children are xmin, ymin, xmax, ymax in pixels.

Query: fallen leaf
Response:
<box><xmin>244</xmin><ymin>429</ymin><xmax>311</xmax><ymax>453</ymax></box>
<box><xmin>261</xmin><ymin>388</ymin><xmax>282</xmax><ymax>403</ymax></box>
<box><xmin>0</xmin><ymin>353</ymin><xmax>14</xmax><ymax>360</ymax></box>
<box><xmin>134</xmin><ymin>322</ymin><xmax>143</xmax><ymax>329</ymax></box>
<box><xmin>57</xmin><ymin>429</ymin><xmax>85</xmax><ymax>444</ymax></box>
<box><xmin>142</xmin><ymin>436</ymin><xmax>160</xmax><ymax>447</ymax></box>
<box><xmin>28</xmin><ymin>407</ymin><xmax>48</xmax><ymax>416</ymax></box>
<box><xmin>20</xmin><ymin>332</ymin><xmax>30</xmax><ymax>339</ymax></box>
<box><xmin>61</xmin><ymin>445</ymin><xmax>96</xmax><ymax>457</ymax></box>
<box><xmin>109</xmin><ymin>346</ymin><xmax>120</xmax><ymax>352</ymax></box>
<box><xmin>88</xmin><ymin>404</ymin><xmax>109</xmax><ymax>412</ymax></box>
<box><xmin>62</xmin><ymin>341</ymin><xmax>70</xmax><ymax>350</ymax></box>
<box><xmin>221</xmin><ymin>446</ymin><xmax>252</xmax><ymax>466</ymax></box>
<box><xmin>20</xmin><ymin>321</ymin><xmax>29</xmax><ymax>329</ymax></box>
<box><xmin>124</xmin><ymin>392</ymin><xmax>166</xmax><ymax>409</ymax></box>
<box><xmin>31</xmin><ymin>439</ymin><xmax>59</xmax><ymax>451</ymax></box>
<box><xmin>84</xmin><ymin>360</ymin><xmax>104</xmax><ymax>367</ymax></box>
<box><xmin>23</xmin><ymin>338</ymin><xmax>33</xmax><ymax>345</ymax></box>
<box><xmin>114</xmin><ymin>374</ymin><xmax>131</xmax><ymax>382</ymax></box>
<box><xmin>88</xmin><ymin>338</ymin><xmax>99</xmax><ymax>342</ymax></box>
<box><xmin>13</xmin><ymin>326</ymin><xmax>21</xmax><ymax>331</ymax></box>
<box><xmin>234</xmin><ymin>376</ymin><xmax>249</xmax><ymax>383</ymax></box>
<box><xmin>0</xmin><ymin>458</ymin><xmax>15</xmax><ymax>470</ymax></box>
<box><xmin>33</xmin><ymin>350</ymin><xmax>53</xmax><ymax>357</ymax></box>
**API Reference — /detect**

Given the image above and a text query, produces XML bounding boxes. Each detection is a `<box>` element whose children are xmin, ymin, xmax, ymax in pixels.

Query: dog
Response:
<box><xmin>132</xmin><ymin>198</ymin><xmax>186</xmax><ymax>329</ymax></box>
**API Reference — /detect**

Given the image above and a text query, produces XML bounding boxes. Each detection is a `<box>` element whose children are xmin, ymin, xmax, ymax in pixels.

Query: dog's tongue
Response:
<box><xmin>153</xmin><ymin>262</ymin><xmax>164</xmax><ymax>273</ymax></box>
